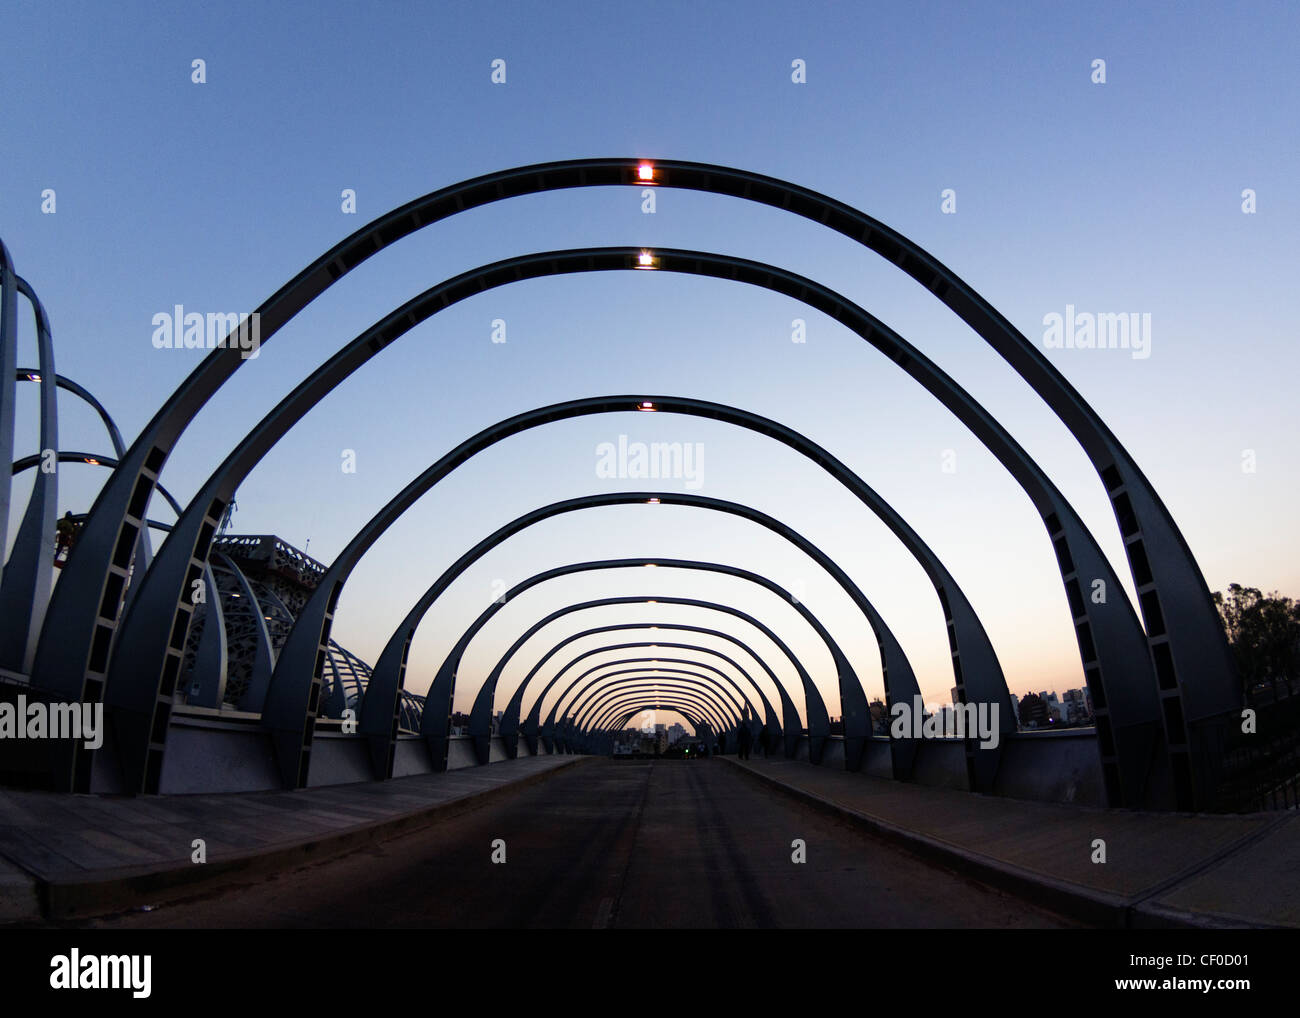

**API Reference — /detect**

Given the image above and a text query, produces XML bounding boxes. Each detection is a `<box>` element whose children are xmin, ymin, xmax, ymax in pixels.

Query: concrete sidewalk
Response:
<box><xmin>0</xmin><ymin>755</ymin><xmax>585</xmax><ymax>922</ymax></box>
<box><xmin>723</xmin><ymin>756</ymin><xmax>1298</xmax><ymax>929</ymax></box>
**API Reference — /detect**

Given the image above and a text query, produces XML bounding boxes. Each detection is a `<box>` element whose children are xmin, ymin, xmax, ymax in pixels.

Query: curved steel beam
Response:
<box><xmin>584</xmin><ymin>685</ymin><xmax>731</xmax><ymax>740</ymax></box>
<box><xmin>574</xmin><ymin>657</ymin><xmax>759</xmax><ymax>743</ymax></box>
<box><xmin>606</xmin><ymin>703</ymin><xmax>705</xmax><ymax>737</ymax></box>
<box><xmin>561</xmin><ymin>662</ymin><xmax>746</xmax><ymax>731</ymax></box>
<box><xmin>0</xmin><ymin>242</ymin><xmax>19</xmax><ymax>592</ymax></box>
<box><xmin>0</xmin><ymin>278</ymin><xmax>56</xmax><ymax>672</ymax></box>
<box><xmin>105</xmin><ymin>392</ymin><xmax>959</xmax><ymax>795</ymax></box>
<box><xmin>574</xmin><ymin>675</ymin><xmax>738</xmax><ymax>735</ymax></box>
<box><xmin>16</xmin><ymin>369</ymin><xmax>127</xmax><ymax>457</ymax></box>
<box><xmin>95</xmin><ymin>250</ymin><xmax>1152</xmax><ymax>804</ymax></box>
<box><xmin>457</xmin><ymin>559</ymin><xmax>820</xmax><ymax>765</ymax></box>
<box><xmin>580</xmin><ymin>683</ymin><xmax>735</xmax><ymax>749</ymax></box>
<box><xmin>28</xmin><ymin>162</ymin><xmax>1231</xmax><ymax>806</ymax></box>
<box><xmin>389</xmin><ymin>535</ymin><xmax>892</xmax><ymax>788</ymax></box>
<box><xmin>525</xmin><ymin>639</ymin><xmax>775</xmax><ymax>746</ymax></box>
<box><xmin>11</xmin><ymin>453</ymin><xmax>184</xmax><ymax>516</ymax></box>
<box><xmin>496</xmin><ymin>624</ymin><xmax>780</xmax><ymax>756</ymax></box>
<box><xmin>492</xmin><ymin>598</ymin><xmax>809</xmax><ymax>764</ymax></box>
<box><xmin>603</xmin><ymin>699</ymin><xmax>712</xmax><ymax>752</ymax></box>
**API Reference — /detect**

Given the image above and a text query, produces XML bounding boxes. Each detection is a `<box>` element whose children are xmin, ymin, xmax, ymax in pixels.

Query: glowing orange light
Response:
<box><xmin>84</xmin><ymin>458</ymin><xmax>99</xmax><ymax>465</ymax></box>
<box><xmin>646</xmin><ymin>498</ymin><xmax>660</xmax><ymax>504</ymax></box>
<box><xmin>637</xmin><ymin>163</ymin><xmax>654</xmax><ymax>181</ymax></box>
<box><xmin>636</xmin><ymin>250</ymin><xmax>656</xmax><ymax>269</ymax></box>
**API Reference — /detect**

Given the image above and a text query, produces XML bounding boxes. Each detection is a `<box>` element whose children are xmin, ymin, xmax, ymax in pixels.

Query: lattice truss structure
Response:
<box><xmin>182</xmin><ymin>536</ymin><xmax>427</xmax><ymax>729</ymax></box>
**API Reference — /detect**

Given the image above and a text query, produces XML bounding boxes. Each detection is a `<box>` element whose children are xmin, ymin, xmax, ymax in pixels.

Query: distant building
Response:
<box><xmin>1018</xmin><ymin>692</ymin><xmax>1048</xmax><ymax>728</ymax></box>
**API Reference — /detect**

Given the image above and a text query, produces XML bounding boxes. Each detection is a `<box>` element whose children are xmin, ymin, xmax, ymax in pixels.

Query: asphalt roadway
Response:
<box><xmin>82</xmin><ymin>758</ymin><xmax>1081</xmax><ymax>929</ymax></box>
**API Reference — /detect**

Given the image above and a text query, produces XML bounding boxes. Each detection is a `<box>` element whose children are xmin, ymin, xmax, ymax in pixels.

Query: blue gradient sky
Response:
<box><xmin>3</xmin><ymin>1</ymin><xmax>1296</xmax><ymax>731</ymax></box>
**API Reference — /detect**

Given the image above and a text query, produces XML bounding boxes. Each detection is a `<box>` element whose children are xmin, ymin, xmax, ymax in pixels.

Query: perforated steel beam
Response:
<box><xmin>450</xmin><ymin>553</ymin><xmax>865</xmax><ymax>769</ymax></box>
<box><xmin>386</xmin><ymin>531</ymin><xmax>898</xmax><ymax>786</ymax></box>
<box><xmin>28</xmin><ymin>161</ymin><xmax>1230</xmax><ymax>808</ymax></box>
<box><xmin>0</xmin><ymin>278</ymin><xmax>57</xmax><ymax>673</ymax></box>
<box><xmin>560</xmin><ymin>662</ymin><xmax>748</xmax><ymax>732</ymax></box>
<box><xmin>510</xmin><ymin>636</ymin><xmax>776</xmax><ymax>752</ymax></box>
<box><xmin>95</xmin><ymin>247</ymin><xmax>1156</xmax><ymax>802</ymax></box>
<box><xmin>574</xmin><ymin>675</ymin><xmax>738</xmax><ymax>735</ymax></box>
<box><xmin>482</xmin><ymin>598</ymin><xmax>809</xmax><ymax>762</ymax></box>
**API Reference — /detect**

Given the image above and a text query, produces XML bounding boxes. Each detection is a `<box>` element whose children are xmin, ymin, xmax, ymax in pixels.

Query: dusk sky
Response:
<box><xmin>3</xmin><ymin>0</ymin><xmax>1296</xmax><ymax>732</ymax></box>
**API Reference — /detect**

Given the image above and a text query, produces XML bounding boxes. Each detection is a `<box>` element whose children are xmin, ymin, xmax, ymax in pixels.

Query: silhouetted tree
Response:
<box><xmin>1213</xmin><ymin>584</ymin><xmax>1300</xmax><ymax>701</ymax></box>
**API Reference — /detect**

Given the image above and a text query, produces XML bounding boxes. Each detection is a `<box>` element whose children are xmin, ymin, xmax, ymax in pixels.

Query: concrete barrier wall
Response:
<box><xmin>445</xmin><ymin>736</ymin><xmax>478</xmax><ymax>771</ymax></box>
<box><xmin>152</xmin><ymin>713</ymin><xmax>1103</xmax><ymax>806</ymax></box>
<box><xmin>307</xmin><ymin>735</ymin><xmax>374</xmax><ymax>788</ymax></box>
<box><xmin>821</xmin><ymin>738</ymin><xmax>845</xmax><ymax>769</ymax></box>
<box><xmin>159</xmin><ymin>720</ymin><xmax>280</xmax><ymax>794</ymax></box>
<box><xmin>863</xmin><ymin>738</ymin><xmax>893</xmax><ymax>778</ymax></box>
<box><xmin>993</xmin><ymin>730</ymin><xmax>1104</xmax><ymax>806</ymax></box>
<box><xmin>907</xmin><ymin>739</ymin><xmax>970</xmax><ymax>792</ymax></box>
<box><xmin>391</xmin><ymin>737</ymin><xmax>434</xmax><ymax>777</ymax></box>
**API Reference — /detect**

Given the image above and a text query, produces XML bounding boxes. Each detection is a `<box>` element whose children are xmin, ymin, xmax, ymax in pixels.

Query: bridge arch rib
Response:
<box><xmin>557</xmin><ymin>661</ymin><xmax>750</xmax><ymax>733</ymax></box>
<box><xmin>493</xmin><ymin>624</ymin><xmax>782</xmax><ymax>755</ymax></box>
<box><xmin>0</xmin><ymin>277</ymin><xmax>56</xmax><ymax>673</ymax></box>
<box><xmin>581</xmin><ymin>686</ymin><xmax>734</xmax><ymax>751</ymax></box>
<box><xmin>571</xmin><ymin>674</ymin><xmax>740</xmax><ymax>736</ymax></box>
<box><xmin>584</xmin><ymin>683</ymin><xmax>732</xmax><ymax>734</ymax></box>
<box><xmin>379</xmin><ymin>524</ymin><xmax>912</xmax><ymax>787</ymax></box>
<box><xmin>407</xmin><ymin>540</ymin><xmax>904</xmax><ymax>778</ymax></box>
<box><xmin>82</xmin><ymin>249</ymin><xmax>1160</xmax><ymax>806</ymax></box>
<box><xmin>26</xmin><ymin>160</ymin><xmax>1232</xmax><ymax>808</ymax></box>
<box><xmin>480</xmin><ymin>598</ymin><xmax>811</xmax><ymax>763</ymax></box>
<box><xmin>512</xmin><ymin>639</ymin><xmax>775</xmax><ymax>749</ymax></box>
<box><xmin>104</xmin><ymin>384</ymin><xmax>1007</xmax><ymax>796</ymax></box>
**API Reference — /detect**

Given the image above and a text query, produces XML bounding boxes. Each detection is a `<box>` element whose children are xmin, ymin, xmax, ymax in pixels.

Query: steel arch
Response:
<box><xmin>0</xmin><ymin>277</ymin><xmax>56</xmax><ymax>672</ymax></box>
<box><xmin>92</xmin><ymin>248</ymin><xmax>1155</xmax><ymax>805</ymax></box>
<box><xmin>26</xmin><ymin>161</ymin><xmax>1232</xmax><ymax>807</ymax></box>
<box><xmin>104</xmin><ymin>387</ymin><xmax>986</xmax><ymax>794</ymax></box>
<box><xmin>581</xmin><ymin>685</ymin><xmax>735</xmax><ymax>748</ymax></box>
<box><xmin>520</xmin><ymin>639</ymin><xmax>775</xmax><ymax>746</ymax></box>
<box><xmin>489</xmin><ymin>598</ymin><xmax>812</xmax><ymax>763</ymax></box>
<box><xmin>572</xmin><ymin>674</ymin><xmax>739</xmax><ymax>735</ymax></box>
<box><xmin>559</xmin><ymin>662</ymin><xmax>749</xmax><ymax>732</ymax></box>
<box><xmin>495</xmin><ymin>624</ymin><xmax>782</xmax><ymax>755</ymax></box>
<box><xmin>446</xmin><ymin>551</ymin><xmax>875</xmax><ymax>769</ymax></box>
<box><xmin>382</xmin><ymin>533</ymin><xmax>903</xmax><ymax>788</ymax></box>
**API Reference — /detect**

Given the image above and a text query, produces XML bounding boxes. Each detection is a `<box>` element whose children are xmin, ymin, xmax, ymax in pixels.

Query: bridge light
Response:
<box><xmin>636</xmin><ymin>250</ymin><xmax>657</xmax><ymax>269</ymax></box>
<box><xmin>637</xmin><ymin>162</ymin><xmax>655</xmax><ymax>182</ymax></box>
<box><xmin>25</xmin><ymin>373</ymin><xmax>40</xmax><ymax>382</ymax></box>
<box><xmin>83</xmin><ymin>457</ymin><xmax>99</xmax><ymax>465</ymax></box>
<box><xmin>637</xmin><ymin>401</ymin><xmax>657</xmax><ymax>411</ymax></box>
